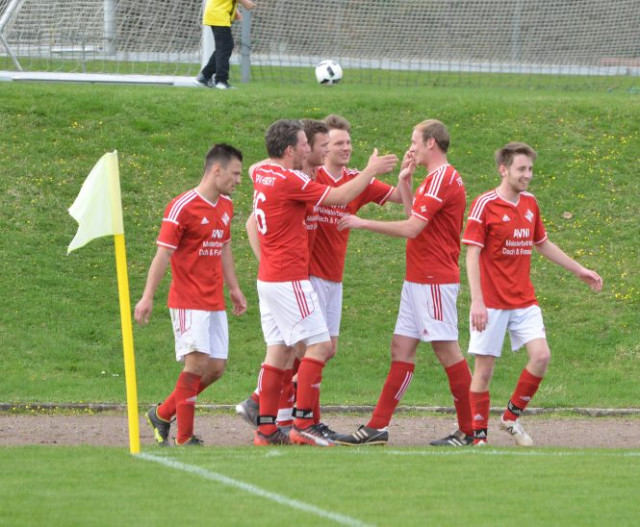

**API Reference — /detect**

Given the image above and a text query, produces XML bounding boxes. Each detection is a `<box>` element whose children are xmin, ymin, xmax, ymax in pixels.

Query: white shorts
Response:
<box><xmin>468</xmin><ymin>304</ymin><xmax>546</xmax><ymax>357</ymax></box>
<box><xmin>393</xmin><ymin>282</ymin><xmax>459</xmax><ymax>342</ymax></box>
<box><xmin>257</xmin><ymin>279</ymin><xmax>330</xmax><ymax>347</ymax></box>
<box><xmin>310</xmin><ymin>275</ymin><xmax>342</xmax><ymax>337</ymax></box>
<box><xmin>169</xmin><ymin>308</ymin><xmax>229</xmax><ymax>362</ymax></box>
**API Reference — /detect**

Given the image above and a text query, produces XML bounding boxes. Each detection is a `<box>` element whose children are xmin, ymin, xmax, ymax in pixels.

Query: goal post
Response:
<box><xmin>1</xmin><ymin>0</ymin><xmax>638</xmax><ymax>87</ymax></box>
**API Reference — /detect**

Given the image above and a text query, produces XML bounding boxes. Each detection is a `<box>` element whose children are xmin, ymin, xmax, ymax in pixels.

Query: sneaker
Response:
<box><xmin>214</xmin><ymin>81</ymin><xmax>235</xmax><ymax>90</ymax></box>
<box><xmin>146</xmin><ymin>406</ymin><xmax>171</xmax><ymax>446</ymax></box>
<box><xmin>317</xmin><ymin>422</ymin><xmax>340</xmax><ymax>440</ymax></box>
<box><xmin>333</xmin><ymin>425</ymin><xmax>388</xmax><ymax>446</ymax></box>
<box><xmin>289</xmin><ymin>424</ymin><xmax>335</xmax><ymax>447</ymax></box>
<box><xmin>235</xmin><ymin>398</ymin><xmax>259</xmax><ymax>428</ymax></box>
<box><xmin>194</xmin><ymin>73</ymin><xmax>214</xmax><ymax>88</ymax></box>
<box><xmin>430</xmin><ymin>429</ymin><xmax>473</xmax><ymax>447</ymax></box>
<box><xmin>500</xmin><ymin>415</ymin><xmax>534</xmax><ymax>446</ymax></box>
<box><xmin>254</xmin><ymin>428</ymin><xmax>292</xmax><ymax>446</ymax></box>
<box><xmin>175</xmin><ymin>435</ymin><xmax>204</xmax><ymax>446</ymax></box>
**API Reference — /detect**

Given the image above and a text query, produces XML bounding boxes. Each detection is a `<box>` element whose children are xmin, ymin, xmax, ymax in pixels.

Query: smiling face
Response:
<box><xmin>326</xmin><ymin>128</ymin><xmax>352</xmax><ymax>168</ymax></box>
<box><xmin>307</xmin><ymin>132</ymin><xmax>330</xmax><ymax>168</ymax></box>
<box><xmin>499</xmin><ymin>153</ymin><xmax>534</xmax><ymax>196</ymax></box>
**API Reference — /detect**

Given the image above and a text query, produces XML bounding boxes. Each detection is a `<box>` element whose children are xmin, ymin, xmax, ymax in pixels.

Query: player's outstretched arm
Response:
<box><xmin>534</xmin><ymin>240</ymin><xmax>603</xmax><ymax>292</ymax></box>
<box><xmin>466</xmin><ymin>245</ymin><xmax>488</xmax><ymax>332</ymax></box>
<box><xmin>134</xmin><ymin>246</ymin><xmax>173</xmax><ymax>325</ymax></box>
<box><xmin>322</xmin><ymin>148</ymin><xmax>398</xmax><ymax>206</ymax></box>
<box><xmin>222</xmin><ymin>243</ymin><xmax>247</xmax><ymax>316</ymax></box>
<box><xmin>337</xmin><ymin>213</ymin><xmax>425</xmax><ymax>239</ymax></box>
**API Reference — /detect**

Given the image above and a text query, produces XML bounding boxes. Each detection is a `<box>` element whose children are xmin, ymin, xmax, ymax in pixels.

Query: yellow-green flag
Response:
<box><xmin>67</xmin><ymin>151</ymin><xmax>124</xmax><ymax>253</ymax></box>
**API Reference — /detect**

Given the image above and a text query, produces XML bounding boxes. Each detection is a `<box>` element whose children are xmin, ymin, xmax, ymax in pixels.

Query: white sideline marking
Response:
<box><xmin>138</xmin><ymin>453</ymin><xmax>373</xmax><ymax>527</ymax></box>
<box><xmin>344</xmin><ymin>449</ymin><xmax>640</xmax><ymax>458</ymax></box>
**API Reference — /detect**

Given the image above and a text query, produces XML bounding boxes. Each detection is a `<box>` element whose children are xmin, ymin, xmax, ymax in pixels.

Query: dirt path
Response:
<box><xmin>1</xmin><ymin>412</ymin><xmax>639</xmax><ymax>448</ymax></box>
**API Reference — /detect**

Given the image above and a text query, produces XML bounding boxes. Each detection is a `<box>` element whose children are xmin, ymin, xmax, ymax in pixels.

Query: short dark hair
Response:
<box><xmin>324</xmin><ymin>114</ymin><xmax>351</xmax><ymax>133</ymax></box>
<box><xmin>265</xmin><ymin>119</ymin><xmax>304</xmax><ymax>158</ymax></box>
<box><xmin>414</xmin><ymin>119</ymin><xmax>450</xmax><ymax>153</ymax></box>
<box><xmin>302</xmin><ymin>119</ymin><xmax>329</xmax><ymax>148</ymax></box>
<box><xmin>495</xmin><ymin>142</ymin><xmax>537</xmax><ymax>168</ymax></box>
<box><xmin>204</xmin><ymin>143</ymin><xmax>243</xmax><ymax>173</ymax></box>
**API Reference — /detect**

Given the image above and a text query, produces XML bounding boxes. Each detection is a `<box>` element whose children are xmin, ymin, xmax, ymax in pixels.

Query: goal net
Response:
<box><xmin>1</xmin><ymin>0</ymin><xmax>638</xmax><ymax>86</ymax></box>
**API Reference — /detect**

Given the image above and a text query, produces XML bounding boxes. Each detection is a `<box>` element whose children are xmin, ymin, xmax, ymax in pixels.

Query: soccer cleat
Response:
<box><xmin>430</xmin><ymin>429</ymin><xmax>474</xmax><ymax>447</ymax></box>
<box><xmin>333</xmin><ymin>425</ymin><xmax>389</xmax><ymax>446</ymax></box>
<box><xmin>214</xmin><ymin>81</ymin><xmax>235</xmax><ymax>90</ymax></box>
<box><xmin>254</xmin><ymin>428</ymin><xmax>292</xmax><ymax>446</ymax></box>
<box><xmin>289</xmin><ymin>424</ymin><xmax>335</xmax><ymax>447</ymax></box>
<box><xmin>500</xmin><ymin>415</ymin><xmax>534</xmax><ymax>446</ymax></box>
<box><xmin>146</xmin><ymin>406</ymin><xmax>171</xmax><ymax>446</ymax></box>
<box><xmin>175</xmin><ymin>435</ymin><xmax>204</xmax><ymax>446</ymax></box>
<box><xmin>235</xmin><ymin>398</ymin><xmax>259</xmax><ymax>428</ymax></box>
<box><xmin>473</xmin><ymin>439</ymin><xmax>488</xmax><ymax>446</ymax></box>
<box><xmin>194</xmin><ymin>73</ymin><xmax>214</xmax><ymax>88</ymax></box>
<box><xmin>316</xmin><ymin>422</ymin><xmax>340</xmax><ymax>440</ymax></box>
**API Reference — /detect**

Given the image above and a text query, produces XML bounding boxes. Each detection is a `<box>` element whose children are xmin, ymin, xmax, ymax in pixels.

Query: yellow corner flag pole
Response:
<box><xmin>68</xmin><ymin>151</ymin><xmax>140</xmax><ymax>454</ymax></box>
<box><xmin>114</xmin><ymin>233</ymin><xmax>140</xmax><ymax>454</ymax></box>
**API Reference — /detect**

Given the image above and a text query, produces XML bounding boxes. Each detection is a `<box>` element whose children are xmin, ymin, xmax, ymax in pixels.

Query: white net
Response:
<box><xmin>1</xmin><ymin>0</ymin><xmax>639</xmax><ymax>85</ymax></box>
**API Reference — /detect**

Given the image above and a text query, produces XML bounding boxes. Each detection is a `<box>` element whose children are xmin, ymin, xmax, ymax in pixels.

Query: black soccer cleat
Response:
<box><xmin>333</xmin><ymin>425</ymin><xmax>389</xmax><ymax>446</ymax></box>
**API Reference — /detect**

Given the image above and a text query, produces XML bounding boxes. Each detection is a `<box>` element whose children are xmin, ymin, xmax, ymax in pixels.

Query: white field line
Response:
<box><xmin>341</xmin><ymin>449</ymin><xmax>640</xmax><ymax>458</ymax></box>
<box><xmin>138</xmin><ymin>453</ymin><xmax>374</xmax><ymax>527</ymax></box>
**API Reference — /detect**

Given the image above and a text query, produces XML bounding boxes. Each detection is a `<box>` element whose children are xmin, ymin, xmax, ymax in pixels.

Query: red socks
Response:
<box><xmin>276</xmin><ymin>369</ymin><xmax>295</xmax><ymax>428</ymax></box>
<box><xmin>445</xmin><ymin>359</ymin><xmax>473</xmax><ymax>436</ymax></box>
<box><xmin>503</xmin><ymin>368</ymin><xmax>543</xmax><ymax>421</ymax></box>
<box><xmin>257</xmin><ymin>364</ymin><xmax>285</xmax><ymax>436</ymax></box>
<box><xmin>294</xmin><ymin>357</ymin><xmax>325</xmax><ymax>429</ymax></box>
<box><xmin>469</xmin><ymin>390</ymin><xmax>490</xmax><ymax>443</ymax></box>
<box><xmin>174</xmin><ymin>371</ymin><xmax>202</xmax><ymax>444</ymax></box>
<box><xmin>367</xmin><ymin>361</ymin><xmax>415</xmax><ymax>429</ymax></box>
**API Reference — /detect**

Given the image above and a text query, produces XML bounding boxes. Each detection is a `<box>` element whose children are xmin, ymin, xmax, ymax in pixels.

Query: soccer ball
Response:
<box><xmin>315</xmin><ymin>60</ymin><xmax>343</xmax><ymax>86</ymax></box>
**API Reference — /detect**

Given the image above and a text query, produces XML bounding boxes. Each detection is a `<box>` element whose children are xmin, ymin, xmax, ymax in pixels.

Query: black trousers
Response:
<box><xmin>201</xmin><ymin>26</ymin><xmax>234</xmax><ymax>84</ymax></box>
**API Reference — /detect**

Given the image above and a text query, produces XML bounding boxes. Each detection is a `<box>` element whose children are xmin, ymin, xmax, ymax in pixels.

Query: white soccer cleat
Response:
<box><xmin>500</xmin><ymin>415</ymin><xmax>534</xmax><ymax>446</ymax></box>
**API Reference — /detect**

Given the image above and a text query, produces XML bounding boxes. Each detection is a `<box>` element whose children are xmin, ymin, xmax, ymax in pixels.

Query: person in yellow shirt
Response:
<box><xmin>195</xmin><ymin>0</ymin><xmax>256</xmax><ymax>89</ymax></box>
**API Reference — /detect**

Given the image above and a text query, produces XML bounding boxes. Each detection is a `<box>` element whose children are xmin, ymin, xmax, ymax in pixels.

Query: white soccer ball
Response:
<box><xmin>315</xmin><ymin>60</ymin><xmax>343</xmax><ymax>86</ymax></box>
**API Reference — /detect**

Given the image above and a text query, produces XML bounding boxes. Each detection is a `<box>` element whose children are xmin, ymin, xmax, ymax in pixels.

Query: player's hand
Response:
<box><xmin>365</xmin><ymin>148</ymin><xmax>398</xmax><ymax>176</ymax></box>
<box><xmin>229</xmin><ymin>287</ymin><xmax>247</xmax><ymax>316</ymax></box>
<box><xmin>337</xmin><ymin>213</ymin><xmax>365</xmax><ymax>231</ymax></box>
<box><xmin>577</xmin><ymin>268</ymin><xmax>603</xmax><ymax>292</ymax></box>
<box><xmin>398</xmin><ymin>150</ymin><xmax>416</xmax><ymax>181</ymax></box>
<box><xmin>134</xmin><ymin>298</ymin><xmax>153</xmax><ymax>326</ymax></box>
<box><xmin>470</xmin><ymin>299</ymin><xmax>488</xmax><ymax>332</ymax></box>
<box><xmin>241</xmin><ymin>0</ymin><xmax>257</xmax><ymax>9</ymax></box>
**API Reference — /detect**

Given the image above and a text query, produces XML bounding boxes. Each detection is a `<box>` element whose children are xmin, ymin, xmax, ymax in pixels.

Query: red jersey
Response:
<box><xmin>157</xmin><ymin>189</ymin><xmax>233</xmax><ymax>310</ymax></box>
<box><xmin>251</xmin><ymin>163</ymin><xmax>331</xmax><ymax>282</ymax></box>
<box><xmin>462</xmin><ymin>190</ymin><xmax>548</xmax><ymax>309</ymax></box>
<box><xmin>406</xmin><ymin>164</ymin><xmax>466</xmax><ymax>284</ymax></box>
<box><xmin>309</xmin><ymin>166</ymin><xmax>395</xmax><ymax>282</ymax></box>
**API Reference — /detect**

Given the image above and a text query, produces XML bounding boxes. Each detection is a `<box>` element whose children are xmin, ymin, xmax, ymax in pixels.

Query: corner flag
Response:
<box><xmin>68</xmin><ymin>151</ymin><xmax>141</xmax><ymax>455</ymax></box>
<box><xmin>68</xmin><ymin>151</ymin><xmax>124</xmax><ymax>253</ymax></box>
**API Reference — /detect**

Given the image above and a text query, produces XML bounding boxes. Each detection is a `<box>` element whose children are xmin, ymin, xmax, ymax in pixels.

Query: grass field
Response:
<box><xmin>1</xmin><ymin>74</ymin><xmax>639</xmax><ymax>526</ymax></box>
<box><xmin>1</xmin><ymin>445</ymin><xmax>639</xmax><ymax>526</ymax></box>
<box><xmin>1</xmin><ymin>78</ymin><xmax>638</xmax><ymax>408</ymax></box>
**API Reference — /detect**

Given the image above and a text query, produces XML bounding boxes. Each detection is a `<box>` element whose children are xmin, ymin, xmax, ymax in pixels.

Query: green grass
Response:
<box><xmin>0</xmin><ymin>79</ymin><xmax>639</xmax><ymax>408</ymax></box>
<box><xmin>1</xmin><ymin>445</ymin><xmax>639</xmax><ymax>526</ymax></box>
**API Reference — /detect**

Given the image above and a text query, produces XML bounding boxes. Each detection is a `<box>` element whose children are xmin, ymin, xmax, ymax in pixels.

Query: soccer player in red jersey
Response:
<box><xmin>237</xmin><ymin>119</ymin><xmax>330</xmax><ymax>433</ymax></box>
<box><xmin>335</xmin><ymin>119</ymin><xmax>474</xmax><ymax>446</ymax></box>
<box><xmin>135</xmin><ymin>144</ymin><xmax>247</xmax><ymax>446</ymax></box>
<box><xmin>462</xmin><ymin>142</ymin><xmax>602</xmax><ymax>446</ymax></box>
<box><xmin>251</xmin><ymin>119</ymin><xmax>397</xmax><ymax>446</ymax></box>
<box><xmin>304</xmin><ymin>114</ymin><xmax>407</xmax><ymax>435</ymax></box>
